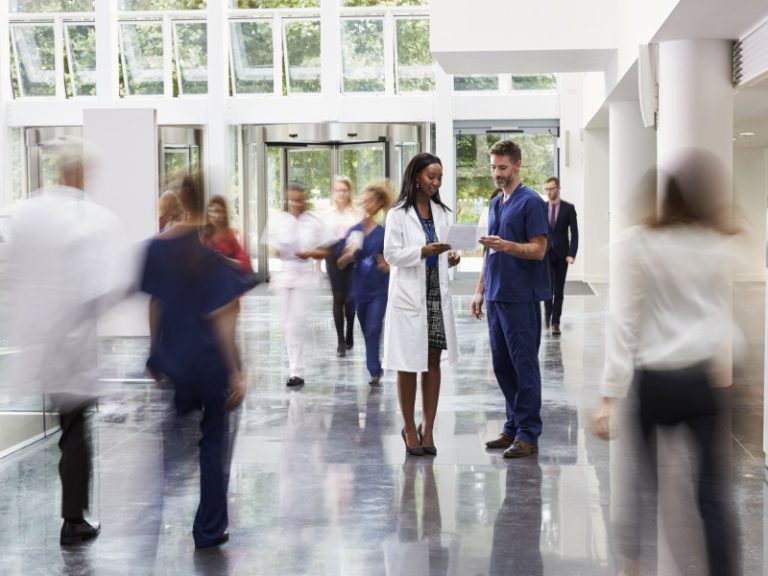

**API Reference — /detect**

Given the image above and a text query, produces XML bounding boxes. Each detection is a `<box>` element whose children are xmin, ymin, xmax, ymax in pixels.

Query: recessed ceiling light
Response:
<box><xmin>739</xmin><ymin>131</ymin><xmax>756</xmax><ymax>137</ymax></box>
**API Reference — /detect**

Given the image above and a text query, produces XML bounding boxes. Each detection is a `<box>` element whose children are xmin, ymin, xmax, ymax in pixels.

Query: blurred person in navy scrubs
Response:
<box><xmin>593</xmin><ymin>151</ymin><xmax>741</xmax><ymax>576</ymax></box>
<box><xmin>337</xmin><ymin>180</ymin><xmax>393</xmax><ymax>385</ymax></box>
<box><xmin>472</xmin><ymin>139</ymin><xmax>551</xmax><ymax>459</ymax></box>
<box><xmin>5</xmin><ymin>137</ymin><xmax>128</xmax><ymax>545</ymax></box>
<box><xmin>141</xmin><ymin>174</ymin><xmax>248</xmax><ymax>549</ymax></box>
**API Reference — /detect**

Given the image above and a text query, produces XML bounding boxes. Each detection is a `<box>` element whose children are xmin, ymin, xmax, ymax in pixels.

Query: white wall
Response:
<box><xmin>558</xmin><ymin>74</ymin><xmax>587</xmax><ymax>281</ymax></box>
<box><xmin>734</xmin><ymin>147</ymin><xmax>768</xmax><ymax>281</ymax></box>
<box><xmin>84</xmin><ymin>108</ymin><xmax>157</xmax><ymax>338</ymax></box>
<box><xmin>582</xmin><ymin>128</ymin><xmax>610</xmax><ymax>284</ymax></box>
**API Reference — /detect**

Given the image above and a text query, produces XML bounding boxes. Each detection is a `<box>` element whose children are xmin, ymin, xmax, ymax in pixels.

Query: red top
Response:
<box><xmin>204</xmin><ymin>228</ymin><xmax>251</xmax><ymax>274</ymax></box>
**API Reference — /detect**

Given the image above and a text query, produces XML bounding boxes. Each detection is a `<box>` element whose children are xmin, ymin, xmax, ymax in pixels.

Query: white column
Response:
<box><xmin>206</xmin><ymin>0</ymin><xmax>229</xmax><ymax>202</ymax></box>
<box><xmin>95</xmin><ymin>0</ymin><xmax>119</xmax><ymax>103</ymax></box>
<box><xmin>657</xmin><ymin>40</ymin><xmax>733</xmax><ymax>178</ymax></box>
<box><xmin>655</xmin><ymin>39</ymin><xmax>735</xmax><ymax>573</ymax></box>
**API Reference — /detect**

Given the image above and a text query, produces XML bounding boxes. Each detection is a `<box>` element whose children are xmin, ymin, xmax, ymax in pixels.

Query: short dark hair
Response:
<box><xmin>490</xmin><ymin>140</ymin><xmax>522</xmax><ymax>164</ymax></box>
<box><xmin>287</xmin><ymin>182</ymin><xmax>306</xmax><ymax>195</ymax></box>
<box><xmin>544</xmin><ymin>176</ymin><xmax>560</xmax><ymax>187</ymax></box>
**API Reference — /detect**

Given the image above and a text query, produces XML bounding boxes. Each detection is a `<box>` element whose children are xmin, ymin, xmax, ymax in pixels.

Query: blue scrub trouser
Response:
<box><xmin>356</xmin><ymin>294</ymin><xmax>388</xmax><ymax>378</ymax></box>
<box><xmin>173</xmin><ymin>379</ymin><xmax>235</xmax><ymax>547</ymax></box>
<box><xmin>487</xmin><ymin>301</ymin><xmax>543</xmax><ymax>445</ymax></box>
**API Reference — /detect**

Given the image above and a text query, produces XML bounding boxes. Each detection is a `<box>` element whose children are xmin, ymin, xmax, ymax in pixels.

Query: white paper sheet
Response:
<box><xmin>438</xmin><ymin>224</ymin><xmax>482</xmax><ymax>250</ymax></box>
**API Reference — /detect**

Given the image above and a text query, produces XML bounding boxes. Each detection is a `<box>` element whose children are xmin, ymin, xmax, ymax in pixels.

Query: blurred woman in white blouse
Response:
<box><xmin>593</xmin><ymin>150</ymin><xmax>741</xmax><ymax>576</ymax></box>
<box><xmin>324</xmin><ymin>176</ymin><xmax>364</xmax><ymax>357</ymax></box>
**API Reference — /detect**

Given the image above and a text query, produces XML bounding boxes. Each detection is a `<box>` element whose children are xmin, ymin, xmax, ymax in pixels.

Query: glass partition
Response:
<box><xmin>230</xmin><ymin>20</ymin><xmax>274</xmax><ymax>95</ymax></box>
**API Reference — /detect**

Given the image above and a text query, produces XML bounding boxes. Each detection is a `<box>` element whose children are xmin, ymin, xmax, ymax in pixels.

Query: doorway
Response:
<box><xmin>242</xmin><ymin>122</ymin><xmax>425</xmax><ymax>281</ymax></box>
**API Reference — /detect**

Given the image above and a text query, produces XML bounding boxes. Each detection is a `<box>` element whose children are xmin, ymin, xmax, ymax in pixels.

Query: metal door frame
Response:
<box><xmin>24</xmin><ymin>126</ymin><xmax>83</xmax><ymax>194</ymax></box>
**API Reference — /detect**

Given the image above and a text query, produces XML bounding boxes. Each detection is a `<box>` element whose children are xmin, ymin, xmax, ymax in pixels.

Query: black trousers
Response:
<box><xmin>55</xmin><ymin>395</ymin><xmax>93</xmax><ymax>520</ymax></box>
<box><xmin>621</xmin><ymin>365</ymin><xmax>739</xmax><ymax>576</ymax></box>
<box><xmin>544</xmin><ymin>254</ymin><xmax>568</xmax><ymax>325</ymax></box>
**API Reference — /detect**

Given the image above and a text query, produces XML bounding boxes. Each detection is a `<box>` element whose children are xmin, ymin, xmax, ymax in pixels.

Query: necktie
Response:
<box><xmin>549</xmin><ymin>204</ymin><xmax>556</xmax><ymax>228</ymax></box>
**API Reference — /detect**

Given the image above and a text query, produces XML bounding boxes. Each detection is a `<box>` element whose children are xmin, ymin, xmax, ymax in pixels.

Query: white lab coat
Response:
<box><xmin>2</xmin><ymin>186</ymin><xmax>127</xmax><ymax>401</ymax></box>
<box><xmin>382</xmin><ymin>201</ymin><xmax>458</xmax><ymax>373</ymax></box>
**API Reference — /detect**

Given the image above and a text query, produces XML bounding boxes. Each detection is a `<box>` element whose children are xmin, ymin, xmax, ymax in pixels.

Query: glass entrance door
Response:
<box><xmin>158</xmin><ymin>126</ymin><xmax>203</xmax><ymax>195</ymax></box>
<box><xmin>243</xmin><ymin>123</ymin><xmax>423</xmax><ymax>282</ymax></box>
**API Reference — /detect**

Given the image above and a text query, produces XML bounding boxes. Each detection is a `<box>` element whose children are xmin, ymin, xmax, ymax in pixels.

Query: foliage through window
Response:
<box><xmin>454</xmin><ymin>75</ymin><xmax>499</xmax><ymax>92</ymax></box>
<box><xmin>283</xmin><ymin>19</ymin><xmax>321</xmax><ymax>94</ymax></box>
<box><xmin>10</xmin><ymin>0</ymin><xmax>94</xmax><ymax>12</ymax></box>
<box><xmin>394</xmin><ymin>18</ymin><xmax>433</xmax><ymax>93</ymax></box>
<box><xmin>120</xmin><ymin>22</ymin><xmax>165</xmax><ymax>96</ymax></box>
<box><xmin>230</xmin><ymin>20</ymin><xmax>274</xmax><ymax>94</ymax></box>
<box><xmin>455</xmin><ymin>133</ymin><xmax>557</xmax><ymax>224</ymax></box>
<box><xmin>341</xmin><ymin>18</ymin><xmax>385</xmax><ymax>93</ymax></box>
<box><xmin>174</xmin><ymin>22</ymin><xmax>208</xmax><ymax>95</ymax></box>
<box><xmin>65</xmin><ymin>24</ymin><xmax>97</xmax><ymax>97</ymax></box>
<box><xmin>342</xmin><ymin>0</ymin><xmax>428</xmax><ymax>6</ymax></box>
<box><xmin>510</xmin><ymin>74</ymin><xmax>557</xmax><ymax>90</ymax></box>
<box><xmin>11</xmin><ymin>24</ymin><xmax>56</xmax><ymax>97</ymax></box>
<box><xmin>230</xmin><ymin>0</ymin><xmax>319</xmax><ymax>8</ymax></box>
<box><xmin>118</xmin><ymin>0</ymin><xmax>206</xmax><ymax>10</ymax></box>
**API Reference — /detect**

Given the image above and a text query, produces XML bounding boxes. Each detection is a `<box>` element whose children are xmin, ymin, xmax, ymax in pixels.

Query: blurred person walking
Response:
<box><xmin>593</xmin><ymin>151</ymin><xmax>741</xmax><ymax>576</ymax></box>
<box><xmin>5</xmin><ymin>137</ymin><xmax>127</xmax><ymax>545</ymax></box>
<box><xmin>158</xmin><ymin>189</ymin><xmax>183</xmax><ymax>232</ymax></box>
<box><xmin>324</xmin><ymin>176</ymin><xmax>364</xmax><ymax>357</ymax></box>
<box><xmin>269</xmin><ymin>183</ymin><xmax>335</xmax><ymax>387</ymax></box>
<box><xmin>337</xmin><ymin>181</ymin><xmax>393</xmax><ymax>385</ymax></box>
<box><xmin>203</xmin><ymin>195</ymin><xmax>252</xmax><ymax>275</ymax></box>
<box><xmin>141</xmin><ymin>175</ymin><xmax>248</xmax><ymax>549</ymax></box>
<box><xmin>542</xmin><ymin>176</ymin><xmax>578</xmax><ymax>336</ymax></box>
<box><xmin>383</xmin><ymin>153</ymin><xmax>460</xmax><ymax>457</ymax></box>
<box><xmin>472</xmin><ymin>140</ymin><xmax>550</xmax><ymax>459</ymax></box>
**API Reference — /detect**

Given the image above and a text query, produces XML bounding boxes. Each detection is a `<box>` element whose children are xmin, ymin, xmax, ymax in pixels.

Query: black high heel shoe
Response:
<box><xmin>417</xmin><ymin>424</ymin><xmax>437</xmax><ymax>456</ymax></box>
<box><xmin>401</xmin><ymin>428</ymin><xmax>424</xmax><ymax>457</ymax></box>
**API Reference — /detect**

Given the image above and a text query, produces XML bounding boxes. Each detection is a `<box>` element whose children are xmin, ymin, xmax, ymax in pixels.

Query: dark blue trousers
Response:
<box><xmin>356</xmin><ymin>294</ymin><xmax>388</xmax><ymax>378</ymax></box>
<box><xmin>487</xmin><ymin>301</ymin><xmax>543</xmax><ymax>445</ymax></box>
<box><xmin>173</xmin><ymin>378</ymin><xmax>234</xmax><ymax>548</ymax></box>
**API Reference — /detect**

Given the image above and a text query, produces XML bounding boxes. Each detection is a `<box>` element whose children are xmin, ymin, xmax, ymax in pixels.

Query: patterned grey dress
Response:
<box><xmin>419</xmin><ymin>213</ymin><xmax>447</xmax><ymax>350</ymax></box>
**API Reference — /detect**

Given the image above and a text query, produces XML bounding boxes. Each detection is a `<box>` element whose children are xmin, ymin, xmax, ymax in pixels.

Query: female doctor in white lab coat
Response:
<box><xmin>383</xmin><ymin>153</ymin><xmax>460</xmax><ymax>457</ymax></box>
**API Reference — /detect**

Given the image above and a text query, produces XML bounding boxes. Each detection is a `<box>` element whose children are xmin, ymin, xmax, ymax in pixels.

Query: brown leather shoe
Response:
<box><xmin>503</xmin><ymin>439</ymin><xmax>538</xmax><ymax>458</ymax></box>
<box><xmin>485</xmin><ymin>432</ymin><xmax>515</xmax><ymax>449</ymax></box>
<box><xmin>552</xmin><ymin>324</ymin><xmax>561</xmax><ymax>336</ymax></box>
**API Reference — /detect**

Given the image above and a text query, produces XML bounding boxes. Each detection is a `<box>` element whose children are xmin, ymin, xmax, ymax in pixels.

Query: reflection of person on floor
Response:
<box><xmin>490</xmin><ymin>464</ymin><xmax>544</xmax><ymax>576</ymax></box>
<box><xmin>5</xmin><ymin>137</ymin><xmax>127</xmax><ymax>546</ymax></box>
<box><xmin>593</xmin><ymin>151</ymin><xmax>741</xmax><ymax>576</ymax></box>
<box><xmin>384</xmin><ymin>460</ymin><xmax>451</xmax><ymax>576</ymax></box>
<box><xmin>337</xmin><ymin>181</ymin><xmax>394</xmax><ymax>385</ymax></box>
<box><xmin>141</xmin><ymin>174</ymin><xmax>248</xmax><ymax>549</ymax></box>
<box><xmin>269</xmin><ymin>183</ymin><xmax>335</xmax><ymax>387</ymax></box>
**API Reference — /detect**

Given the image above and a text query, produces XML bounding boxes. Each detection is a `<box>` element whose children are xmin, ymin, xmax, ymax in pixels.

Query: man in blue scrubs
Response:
<box><xmin>471</xmin><ymin>140</ymin><xmax>551</xmax><ymax>458</ymax></box>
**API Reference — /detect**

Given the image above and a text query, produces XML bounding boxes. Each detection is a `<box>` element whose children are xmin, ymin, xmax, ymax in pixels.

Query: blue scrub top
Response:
<box><xmin>141</xmin><ymin>228</ymin><xmax>249</xmax><ymax>384</ymax></box>
<box><xmin>340</xmin><ymin>222</ymin><xmax>389</xmax><ymax>303</ymax></box>
<box><xmin>484</xmin><ymin>183</ymin><xmax>552</xmax><ymax>303</ymax></box>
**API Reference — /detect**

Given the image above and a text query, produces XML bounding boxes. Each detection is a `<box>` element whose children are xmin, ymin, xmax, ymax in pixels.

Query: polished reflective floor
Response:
<box><xmin>0</xmin><ymin>281</ymin><xmax>765</xmax><ymax>575</ymax></box>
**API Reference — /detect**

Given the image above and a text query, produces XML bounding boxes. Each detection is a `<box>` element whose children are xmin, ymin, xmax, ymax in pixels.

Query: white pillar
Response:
<box><xmin>95</xmin><ymin>0</ymin><xmax>119</xmax><ymax>104</ymax></box>
<box><xmin>657</xmin><ymin>40</ymin><xmax>733</xmax><ymax>178</ymax></box>
<box><xmin>434</xmin><ymin>66</ymin><xmax>455</xmax><ymax>213</ymax></box>
<box><xmin>206</xmin><ymin>0</ymin><xmax>229</xmax><ymax>204</ymax></box>
<box><xmin>656</xmin><ymin>39</ymin><xmax>734</xmax><ymax>575</ymax></box>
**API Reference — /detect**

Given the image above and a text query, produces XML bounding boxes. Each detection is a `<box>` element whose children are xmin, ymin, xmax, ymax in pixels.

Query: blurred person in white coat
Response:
<box><xmin>4</xmin><ymin>137</ymin><xmax>127</xmax><ymax>545</ymax></box>
<box><xmin>269</xmin><ymin>183</ymin><xmax>335</xmax><ymax>387</ymax></box>
<box><xmin>383</xmin><ymin>153</ymin><xmax>460</xmax><ymax>457</ymax></box>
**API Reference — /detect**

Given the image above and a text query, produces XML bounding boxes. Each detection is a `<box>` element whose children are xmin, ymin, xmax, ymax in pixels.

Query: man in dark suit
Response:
<box><xmin>543</xmin><ymin>177</ymin><xmax>578</xmax><ymax>336</ymax></box>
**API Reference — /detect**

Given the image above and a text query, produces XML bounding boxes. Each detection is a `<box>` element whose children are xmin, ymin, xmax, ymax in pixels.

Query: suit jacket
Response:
<box><xmin>547</xmin><ymin>200</ymin><xmax>578</xmax><ymax>260</ymax></box>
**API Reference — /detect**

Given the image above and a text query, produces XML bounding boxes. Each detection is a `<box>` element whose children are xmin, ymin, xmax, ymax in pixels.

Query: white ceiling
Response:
<box><xmin>654</xmin><ymin>0</ymin><xmax>768</xmax><ymax>41</ymax></box>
